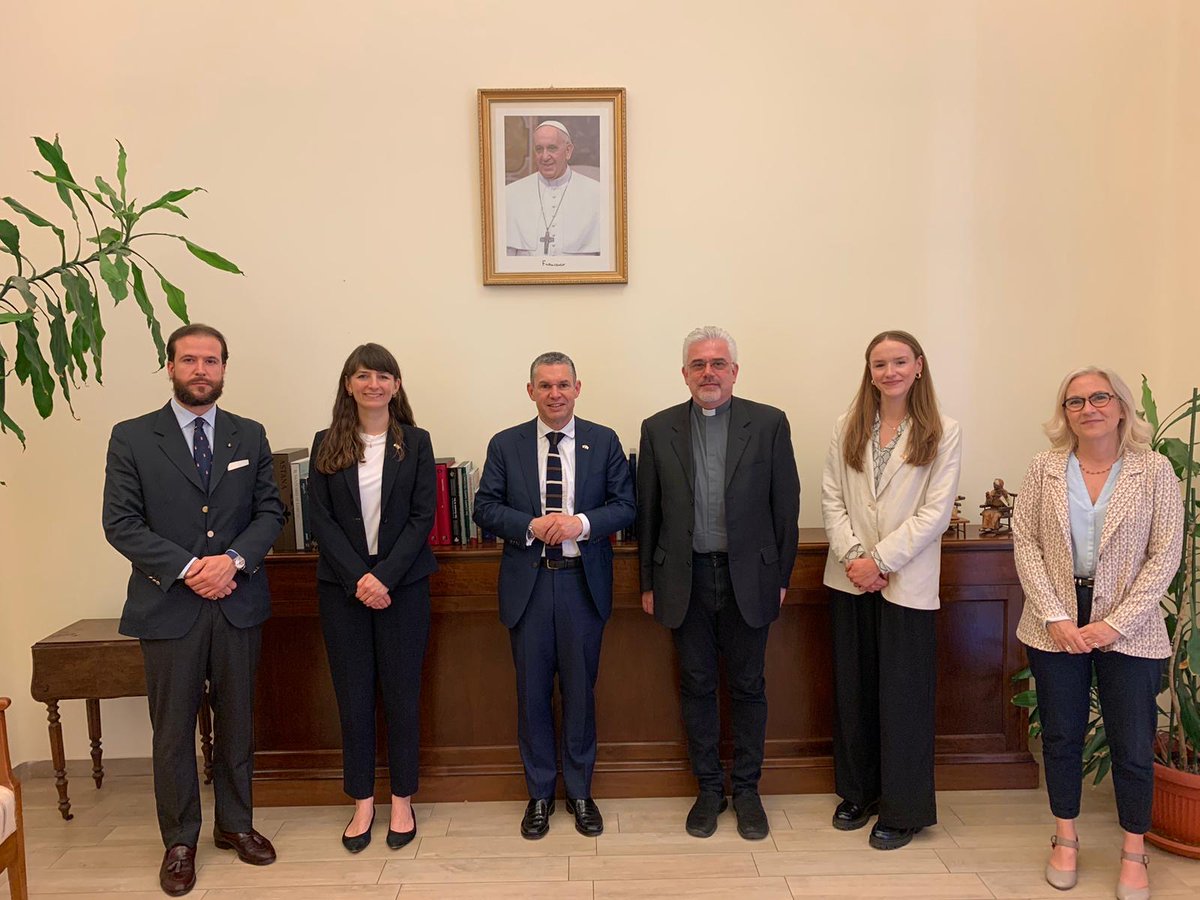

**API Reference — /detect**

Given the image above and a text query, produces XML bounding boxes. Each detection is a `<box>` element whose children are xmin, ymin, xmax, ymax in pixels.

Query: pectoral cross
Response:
<box><xmin>539</xmin><ymin>229</ymin><xmax>555</xmax><ymax>255</ymax></box>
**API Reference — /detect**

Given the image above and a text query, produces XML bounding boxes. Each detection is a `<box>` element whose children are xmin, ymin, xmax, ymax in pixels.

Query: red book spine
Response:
<box><xmin>433</xmin><ymin>462</ymin><xmax>452</xmax><ymax>545</ymax></box>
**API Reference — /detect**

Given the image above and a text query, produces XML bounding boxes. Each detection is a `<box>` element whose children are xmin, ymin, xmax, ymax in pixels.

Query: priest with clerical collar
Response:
<box><xmin>505</xmin><ymin>120</ymin><xmax>604</xmax><ymax>256</ymax></box>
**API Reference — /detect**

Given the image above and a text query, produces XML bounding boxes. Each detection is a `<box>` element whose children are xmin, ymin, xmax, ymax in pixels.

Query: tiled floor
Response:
<box><xmin>4</xmin><ymin>773</ymin><xmax>1199</xmax><ymax>898</ymax></box>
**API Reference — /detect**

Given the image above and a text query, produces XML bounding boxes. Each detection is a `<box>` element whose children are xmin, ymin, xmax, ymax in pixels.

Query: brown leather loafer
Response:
<box><xmin>213</xmin><ymin>826</ymin><xmax>277</xmax><ymax>865</ymax></box>
<box><xmin>159</xmin><ymin>844</ymin><xmax>196</xmax><ymax>896</ymax></box>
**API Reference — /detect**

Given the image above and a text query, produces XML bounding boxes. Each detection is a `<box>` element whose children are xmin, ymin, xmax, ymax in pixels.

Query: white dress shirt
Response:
<box><xmin>531</xmin><ymin>417</ymin><xmax>591</xmax><ymax>557</ymax></box>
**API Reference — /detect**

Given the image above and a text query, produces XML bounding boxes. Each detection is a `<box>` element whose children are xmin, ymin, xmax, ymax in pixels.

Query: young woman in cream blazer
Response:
<box><xmin>821</xmin><ymin>330</ymin><xmax>962</xmax><ymax>851</ymax></box>
<box><xmin>1014</xmin><ymin>367</ymin><xmax>1183</xmax><ymax>900</ymax></box>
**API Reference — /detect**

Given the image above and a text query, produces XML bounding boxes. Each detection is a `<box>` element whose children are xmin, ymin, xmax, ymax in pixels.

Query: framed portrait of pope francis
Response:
<box><xmin>479</xmin><ymin>87</ymin><xmax>627</xmax><ymax>285</ymax></box>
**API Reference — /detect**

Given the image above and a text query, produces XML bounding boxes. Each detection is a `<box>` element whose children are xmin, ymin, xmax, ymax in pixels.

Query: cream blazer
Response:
<box><xmin>822</xmin><ymin>413</ymin><xmax>962</xmax><ymax>610</ymax></box>
<box><xmin>1013</xmin><ymin>448</ymin><xmax>1183</xmax><ymax>658</ymax></box>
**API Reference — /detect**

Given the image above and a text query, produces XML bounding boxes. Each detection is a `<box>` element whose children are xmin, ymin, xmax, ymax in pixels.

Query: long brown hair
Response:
<box><xmin>842</xmin><ymin>330</ymin><xmax>943</xmax><ymax>472</ymax></box>
<box><xmin>315</xmin><ymin>343</ymin><xmax>415</xmax><ymax>475</ymax></box>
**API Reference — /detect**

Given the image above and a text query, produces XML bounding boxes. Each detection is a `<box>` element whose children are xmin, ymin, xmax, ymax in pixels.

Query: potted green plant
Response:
<box><xmin>1</xmin><ymin>135</ymin><xmax>241</xmax><ymax>453</ymax></box>
<box><xmin>1144</xmin><ymin>380</ymin><xmax>1200</xmax><ymax>858</ymax></box>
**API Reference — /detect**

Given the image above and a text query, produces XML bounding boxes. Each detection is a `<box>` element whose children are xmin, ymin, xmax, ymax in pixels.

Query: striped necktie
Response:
<box><xmin>544</xmin><ymin>431</ymin><xmax>564</xmax><ymax>559</ymax></box>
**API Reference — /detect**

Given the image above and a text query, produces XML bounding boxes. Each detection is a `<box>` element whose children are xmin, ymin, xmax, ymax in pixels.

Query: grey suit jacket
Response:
<box><xmin>103</xmin><ymin>402</ymin><xmax>286</xmax><ymax>639</ymax></box>
<box><xmin>637</xmin><ymin>396</ymin><xmax>801</xmax><ymax>629</ymax></box>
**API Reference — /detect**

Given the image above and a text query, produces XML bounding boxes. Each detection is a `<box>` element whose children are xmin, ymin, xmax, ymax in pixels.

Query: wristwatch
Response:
<box><xmin>225</xmin><ymin>549</ymin><xmax>246</xmax><ymax>572</ymax></box>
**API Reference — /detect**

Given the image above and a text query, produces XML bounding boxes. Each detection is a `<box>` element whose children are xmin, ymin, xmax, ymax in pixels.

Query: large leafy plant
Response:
<box><xmin>0</xmin><ymin>135</ymin><xmax>241</xmax><ymax>446</ymax></box>
<box><xmin>1145</xmin><ymin>380</ymin><xmax>1200</xmax><ymax>773</ymax></box>
<box><xmin>1011</xmin><ymin>378</ymin><xmax>1200</xmax><ymax>779</ymax></box>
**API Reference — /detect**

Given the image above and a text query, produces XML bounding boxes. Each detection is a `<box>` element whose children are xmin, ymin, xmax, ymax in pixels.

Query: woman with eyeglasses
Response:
<box><xmin>821</xmin><ymin>331</ymin><xmax>962</xmax><ymax>850</ymax></box>
<box><xmin>1013</xmin><ymin>367</ymin><xmax>1183</xmax><ymax>899</ymax></box>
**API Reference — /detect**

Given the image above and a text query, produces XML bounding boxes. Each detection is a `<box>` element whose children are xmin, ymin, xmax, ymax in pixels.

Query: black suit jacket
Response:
<box><xmin>103</xmin><ymin>403</ymin><xmax>286</xmax><ymax>640</ymax></box>
<box><xmin>637</xmin><ymin>397</ymin><xmax>801</xmax><ymax>629</ymax></box>
<box><xmin>307</xmin><ymin>425</ymin><xmax>438</xmax><ymax>597</ymax></box>
<box><xmin>472</xmin><ymin>417</ymin><xmax>636</xmax><ymax>628</ymax></box>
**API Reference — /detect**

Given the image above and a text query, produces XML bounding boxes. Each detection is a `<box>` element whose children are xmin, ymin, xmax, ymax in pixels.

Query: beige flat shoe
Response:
<box><xmin>1045</xmin><ymin>834</ymin><xmax>1079</xmax><ymax>890</ymax></box>
<box><xmin>1114</xmin><ymin>850</ymin><xmax>1150</xmax><ymax>900</ymax></box>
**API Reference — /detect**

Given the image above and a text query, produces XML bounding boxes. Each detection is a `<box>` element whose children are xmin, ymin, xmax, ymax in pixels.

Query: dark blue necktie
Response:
<box><xmin>544</xmin><ymin>431</ymin><xmax>564</xmax><ymax>560</ymax></box>
<box><xmin>193</xmin><ymin>417</ymin><xmax>212</xmax><ymax>490</ymax></box>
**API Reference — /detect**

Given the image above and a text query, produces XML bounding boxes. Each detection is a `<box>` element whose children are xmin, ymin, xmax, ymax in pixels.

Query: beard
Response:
<box><xmin>172</xmin><ymin>374</ymin><xmax>224</xmax><ymax>407</ymax></box>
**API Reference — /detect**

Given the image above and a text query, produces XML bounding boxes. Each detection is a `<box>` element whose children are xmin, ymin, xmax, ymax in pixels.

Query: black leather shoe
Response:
<box><xmin>387</xmin><ymin>819</ymin><xmax>417</xmax><ymax>850</ymax></box>
<box><xmin>869</xmin><ymin>821</ymin><xmax>922</xmax><ymax>850</ymax></box>
<box><xmin>159</xmin><ymin>844</ymin><xmax>196</xmax><ymax>896</ymax></box>
<box><xmin>341</xmin><ymin>809</ymin><xmax>375</xmax><ymax>853</ymax></box>
<box><xmin>733</xmin><ymin>791</ymin><xmax>770</xmax><ymax>840</ymax></box>
<box><xmin>832</xmin><ymin>798</ymin><xmax>879</xmax><ymax>831</ymax></box>
<box><xmin>566</xmin><ymin>797</ymin><xmax>604</xmax><ymax>837</ymax></box>
<box><xmin>685</xmin><ymin>792</ymin><xmax>728</xmax><ymax>838</ymax></box>
<box><xmin>520</xmin><ymin>797</ymin><xmax>555</xmax><ymax>840</ymax></box>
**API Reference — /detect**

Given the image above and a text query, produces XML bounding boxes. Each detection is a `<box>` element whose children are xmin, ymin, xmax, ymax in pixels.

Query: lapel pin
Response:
<box><xmin>226</xmin><ymin>442</ymin><xmax>232</xmax><ymax>448</ymax></box>
<box><xmin>582</xmin><ymin>444</ymin><xmax>590</xmax><ymax>450</ymax></box>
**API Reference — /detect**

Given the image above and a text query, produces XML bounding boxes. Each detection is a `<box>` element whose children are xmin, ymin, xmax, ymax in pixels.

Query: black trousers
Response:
<box><xmin>140</xmin><ymin>601</ymin><xmax>261</xmax><ymax>848</ymax></box>
<box><xmin>319</xmin><ymin>575</ymin><xmax>431</xmax><ymax>799</ymax></box>
<box><xmin>1026</xmin><ymin>585</ymin><xmax>1163</xmax><ymax>834</ymax></box>
<box><xmin>509</xmin><ymin>565</ymin><xmax>605</xmax><ymax>800</ymax></box>
<box><xmin>830</xmin><ymin>588</ymin><xmax>938</xmax><ymax>829</ymax></box>
<box><xmin>673</xmin><ymin>552</ymin><xmax>771</xmax><ymax>796</ymax></box>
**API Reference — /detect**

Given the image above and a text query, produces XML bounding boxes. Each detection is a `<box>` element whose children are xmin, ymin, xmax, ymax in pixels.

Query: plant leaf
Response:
<box><xmin>0</xmin><ymin>312</ymin><xmax>34</xmax><ymax>324</ymax></box>
<box><xmin>181</xmin><ymin>238</ymin><xmax>242</xmax><ymax>274</ymax></box>
<box><xmin>14</xmin><ymin>315</ymin><xmax>55</xmax><ymax>418</ymax></box>
<box><xmin>0</xmin><ymin>343</ymin><xmax>26</xmax><ymax>447</ymax></box>
<box><xmin>130</xmin><ymin>263</ymin><xmax>166</xmax><ymax>368</ymax></box>
<box><xmin>45</xmin><ymin>298</ymin><xmax>76</xmax><ymax>413</ymax></box>
<box><xmin>156</xmin><ymin>201</ymin><xmax>189</xmax><ymax>218</ymax></box>
<box><xmin>99</xmin><ymin>253</ymin><xmax>129</xmax><ymax>303</ymax></box>
<box><xmin>33</xmin><ymin>135</ymin><xmax>78</xmax><ymax>217</ymax></box>
<box><xmin>85</xmin><ymin>226</ymin><xmax>124</xmax><ymax>247</ymax></box>
<box><xmin>69</xmin><ymin>315</ymin><xmax>90</xmax><ymax>379</ymax></box>
<box><xmin>1093</xmin><ymin>753</ymin><xmax>1112</xmax><ymax>784</ymax></box>
<box><xmin>0</xmin><ymin>219</ymin><xmax>19</xmax><ymax>258</ymax></box>
<box><xmin>94</xmin><ymin>175</ymin><xmax>123</xmax><ymax>212</ymax></box>
<box><xmin>1141</xmin><ymin>375</ymin><xmax>1159</xmax><ymax>433</ymax></box>
<box><xmin>116</xmin><ymin>140</ymin><xmax>128</xmax><ymax>201</ymax></box>
<box><xmin>1011</xmin><ymin>690</ymin><xmax>1038</xmax><ymax>708</ymax></box>
<box><xmin>1159</xmin><ymin>437</ymin><xmax>1200</xmax><ymax>479</ymax></box>
<box><xmin>32</xmin><ymin>171</ymin><xmax>107</xmax><ymax>207</ymax></box>
<box><xmin>61</xmin><ymin>270</ymin><xmax>104</xmax><ymax>381</ymax></box>
<box><xmin>3</xmin><ymin>197</ymin><xmax>67</xmax><ymax>261</ymax></box>
<box><xmin>1010</xmin><ymin>666</ymin><xmax>1032</xmax><ymax>683</ymax></box>
<box><xmin>142</xmin><ymin>187</ymin><xmax>203</xmax><ymax>215</ymax></box>
<box><xmin>158</xmin><ymin>272</ymin><xmax>188</xmax><ymax>322</ymax></box>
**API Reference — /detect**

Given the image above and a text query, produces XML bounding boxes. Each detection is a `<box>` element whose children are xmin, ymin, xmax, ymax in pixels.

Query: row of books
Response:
<box><xmin>268</xmin><ymin>447</ymin><xmax>642</xmax><ymax>555</ymax></box>
<box><xmin>271</xmin><ymin>448</ymin><xmax>313</xmax><ymax>552</ymax></box>
<box><xmin>430</xmin><ymin>458</ymin><xmax>490</xmax><ymax>545</ymax></box>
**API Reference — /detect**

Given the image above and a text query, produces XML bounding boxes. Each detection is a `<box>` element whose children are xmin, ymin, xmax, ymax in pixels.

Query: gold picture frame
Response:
<box><xmin>479</xmin><ymin>87</ymin><xmax>627</xmax><ymax>285</ymax></box>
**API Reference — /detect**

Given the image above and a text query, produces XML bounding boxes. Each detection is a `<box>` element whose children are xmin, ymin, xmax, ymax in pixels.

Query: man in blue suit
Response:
<box><xmin>474</xmin><ymin>352</ymin><xmax>635</xmax><ymax>839</ymax></box>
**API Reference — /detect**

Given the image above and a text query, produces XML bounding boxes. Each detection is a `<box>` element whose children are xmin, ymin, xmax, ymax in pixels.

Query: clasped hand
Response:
<box><xmin>1047</xmin><ymin>619</ymin><xmax>1119</xmax><ymax>654</ymax></box>
<box><xmin>356</xmin><ymin>572</ymin><xmax>391</xmax><ymax>609</ymax></box>
<box><xmin>845</xmin><ymin>557</ymin><xmax>888</xmax><ymax>593</ymax></box>
<box><xmin>185</xmin><ymin>555</ymin><xmax>238</xmax><ymax>600</ymax></box>
<box><xmin>530</xmin><ymin>513</ymin><xmax>583</xmax><ymax>546</ymax></box>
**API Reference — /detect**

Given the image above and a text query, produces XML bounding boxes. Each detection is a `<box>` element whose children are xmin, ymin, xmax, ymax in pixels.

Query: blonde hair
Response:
<box><xmin>1043</xmin><ymin>366</ymin><xmax>1152</xmax><ymax>452</ymax></box>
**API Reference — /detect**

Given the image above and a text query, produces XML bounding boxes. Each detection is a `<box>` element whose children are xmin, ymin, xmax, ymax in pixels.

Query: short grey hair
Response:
<box><xmin>529</xmin><ymin>351</ymin><xmax>577</xmax><ymax>383</ymax></box>
<box><xmin>682</xmin><ymin>326</ymin><xmax>738</xmax><ymax>366</ymax></box>
<box><xmin>1043</xmin><ymin>365</ymin><xmax>1152</xmax><ymax>452</ymax></box>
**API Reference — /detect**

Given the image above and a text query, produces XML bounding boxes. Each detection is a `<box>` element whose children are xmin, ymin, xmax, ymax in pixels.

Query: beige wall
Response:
<box><xmin>1</xmin><ymin>1</ymin><xmax>1196</xmax><ymax>767</ymax></box>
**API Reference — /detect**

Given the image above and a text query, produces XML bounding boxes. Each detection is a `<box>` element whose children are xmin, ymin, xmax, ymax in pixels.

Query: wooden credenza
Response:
<box><xmin>253</xmin><ymin>527</ymin><xmax>1036</xmax><ymax>805</ymax></box>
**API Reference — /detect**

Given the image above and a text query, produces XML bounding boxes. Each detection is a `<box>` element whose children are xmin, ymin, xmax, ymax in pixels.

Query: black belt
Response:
<box><xmin>541</xmin><ymin>556</ymin><xmax>582</xmax><ymax>570</ymax></box>
<box><xmin>1074</xmin><ymin>576</ymin><xmax>1095</xmax><ymax>588</ymax></box>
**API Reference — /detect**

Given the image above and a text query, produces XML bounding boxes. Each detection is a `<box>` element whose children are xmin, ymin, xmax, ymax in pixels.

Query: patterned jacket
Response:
<box><xmin>1014</xmin><ymin>447</ymin><xmax>1183</xmax><ymax>658</ymax></box>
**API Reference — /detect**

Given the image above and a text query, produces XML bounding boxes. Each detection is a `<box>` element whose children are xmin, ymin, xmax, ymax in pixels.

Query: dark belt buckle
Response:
<box><xmin>1074</xmin><ymin>576</ymin><xmax>1094</xmax><ymax>588</ymax></box>
<box><xmin>543</xmin><ymin>557</ymin><xmax>579</xmax><ymax>570</ymax></box>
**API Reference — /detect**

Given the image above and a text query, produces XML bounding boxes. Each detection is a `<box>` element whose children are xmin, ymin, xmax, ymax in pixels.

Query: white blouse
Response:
<box><xmin>358</xmin><ymin>432</ymin><xmax>387</xmax><ymax>555</ymax></box>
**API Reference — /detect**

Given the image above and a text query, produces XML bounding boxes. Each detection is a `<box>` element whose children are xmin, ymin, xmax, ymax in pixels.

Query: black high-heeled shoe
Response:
<box><xmin>342</xmin><ymin>808</ymin><xmax>375</xmax><ymax>853</ymax></box>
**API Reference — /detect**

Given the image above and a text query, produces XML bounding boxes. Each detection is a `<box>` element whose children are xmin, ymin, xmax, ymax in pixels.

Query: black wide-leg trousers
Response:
<box><xmin>830</xmin><ymin>587</ymin><xmax>938</xmax><ymax>829</ymax></box>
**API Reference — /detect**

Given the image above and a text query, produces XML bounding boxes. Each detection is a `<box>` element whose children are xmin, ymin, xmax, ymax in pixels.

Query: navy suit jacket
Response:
<box><xmin>473</xmin><ymin>417</ymin><xmax>636</xmax><ymax>628</ymax></box>
<box><xmin>307</xmin><ymin>425</ymin><xmax>439</xmax><ymax>597</ymax></box>
<box><xmin>103</xmin><ymin>402</ymin><xmax>286</xmax><ymax>640</ymax></box>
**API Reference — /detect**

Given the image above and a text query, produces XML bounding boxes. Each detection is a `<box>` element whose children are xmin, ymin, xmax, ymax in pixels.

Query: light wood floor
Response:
<box><xmin>4</xmin><ymin>772</ymin><xmax>1199</xmax><ymax>898</ymax></box>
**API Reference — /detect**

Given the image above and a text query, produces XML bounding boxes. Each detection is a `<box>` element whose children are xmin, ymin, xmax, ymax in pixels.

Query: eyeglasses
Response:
<box><xmin>1062</xmin><ymin>392</ymin><xmax>1115</xmax><ymax>412</ymax></box>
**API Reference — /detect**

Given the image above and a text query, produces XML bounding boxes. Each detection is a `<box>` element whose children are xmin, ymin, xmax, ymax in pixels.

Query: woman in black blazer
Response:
<box><xmin>308</xmin><ymin>343</ymin><xmax>437</xmax><ymax>852</ymax></box>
